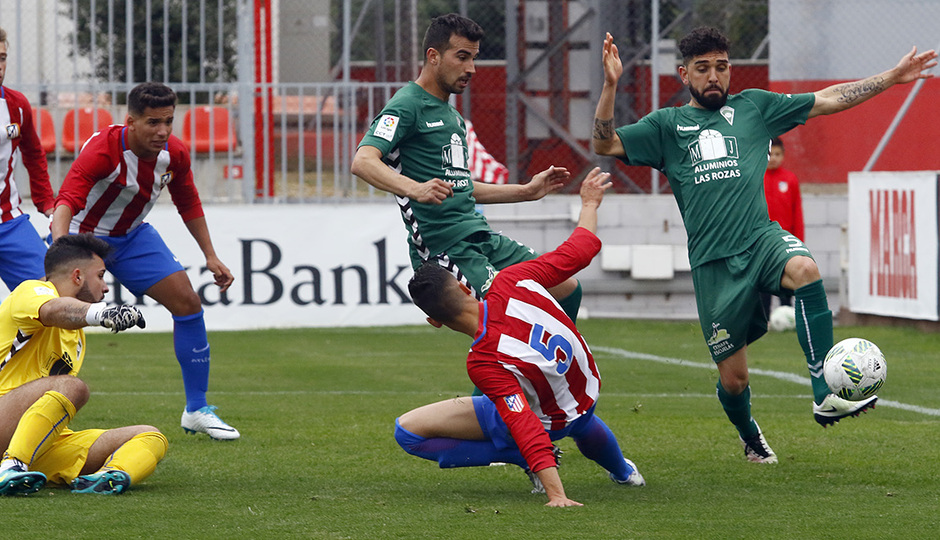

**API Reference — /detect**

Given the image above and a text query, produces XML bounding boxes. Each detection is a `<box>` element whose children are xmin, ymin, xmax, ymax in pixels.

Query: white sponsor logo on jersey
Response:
<box><xmin>425</xmin><ymin>120</ymin><xmax>444</xmax><ymax>128</ymax></box>
<box><xmin>373</xmin><ymin>114</ymin><xmax>399</xmax><ymax>141</ymax></box>
<box><xmin>676</xmin><ymin>124</ymin><xmax>700</xmax><ymax>132</ymax></box>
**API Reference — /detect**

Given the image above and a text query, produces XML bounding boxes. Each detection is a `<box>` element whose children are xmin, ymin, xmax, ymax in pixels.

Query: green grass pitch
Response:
<box><xmin>2</xmin><ymin>320</ymin><xmax>938</xmax><ymax>538</ymax></box>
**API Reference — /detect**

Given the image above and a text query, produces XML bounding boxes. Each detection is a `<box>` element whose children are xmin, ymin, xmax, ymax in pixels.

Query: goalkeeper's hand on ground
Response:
<box><xmin>85</xmin><ymin>303</ymin><xmax>147</xmax><ymax>333</ymax></box>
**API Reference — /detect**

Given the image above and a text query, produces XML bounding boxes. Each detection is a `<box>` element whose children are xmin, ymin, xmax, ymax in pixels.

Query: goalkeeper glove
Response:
<box><xmin>85</xmin><ymin>303</ymin><xmax>147</xmax><ymax>333</ymax></box>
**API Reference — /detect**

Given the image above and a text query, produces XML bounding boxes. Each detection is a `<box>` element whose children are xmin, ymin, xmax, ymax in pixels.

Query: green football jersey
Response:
<box><xmin>358</xmin><ymin>82</ymin><xmax>489</xmax><ymax>259</ymax></box>
<box><xmin>616</xmin><ymin>89</ymin><xmax>815</xmax><ymax>268</ymax></box>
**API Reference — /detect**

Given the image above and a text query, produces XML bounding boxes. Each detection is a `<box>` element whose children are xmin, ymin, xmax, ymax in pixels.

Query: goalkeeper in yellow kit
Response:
<box><xmin>0</xmin><ymin>234</ymin><xmax>166</xmax><ymax>496</ymax></box>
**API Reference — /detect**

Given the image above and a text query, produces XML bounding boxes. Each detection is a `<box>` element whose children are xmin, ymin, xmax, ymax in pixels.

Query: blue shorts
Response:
<box><xmin>98</xmin><ymin>223</ymin><xmax>185</xmax><ymax>297</ymax></box>
<box><xmin>0</xmin><ymin>214</ymin><xmax>48</xmax><ymax>289</ymax></box>
<box><xmin>471</xmin><ymin>395</ymin><xmax>597</xmax><ymax>450</ymax></box>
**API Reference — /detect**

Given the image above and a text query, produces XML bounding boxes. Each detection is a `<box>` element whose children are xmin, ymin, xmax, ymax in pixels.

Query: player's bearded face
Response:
<box><xmin>688</xmin><ymin>84</ymin><xmax>728</xmax><ymax>111</ymax></box>
<box><xmin>682</xmin><ymin>52</ymin><xmax>731</xmax><ymax>111</ymax></box>
<box><xmin>75</xmin><ymin>258</ymin><xmax>109</xmax><ymax>303</ymax></box>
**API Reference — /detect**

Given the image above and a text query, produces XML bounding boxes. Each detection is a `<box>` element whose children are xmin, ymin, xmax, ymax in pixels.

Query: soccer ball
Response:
<box><xmin>768</xmin><ymin>305</ymin><xmax>796</xmax><ymax>332</ymax></box>
<box><xmin>823</xmin><ymin>338</ymin><xmax>886</xmax><ymax>400</ymax></box>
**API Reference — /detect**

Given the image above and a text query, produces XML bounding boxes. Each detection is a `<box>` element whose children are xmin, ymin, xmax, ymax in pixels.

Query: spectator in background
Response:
<box><xmin>761</xmin><ymin>137</ymin><xmax>803</xmax><ymax>317</ymax></box>
<box><xmin>0</xmin><ymin>26</ymin><xmax>56</xmax><ymax>293</ymax></box>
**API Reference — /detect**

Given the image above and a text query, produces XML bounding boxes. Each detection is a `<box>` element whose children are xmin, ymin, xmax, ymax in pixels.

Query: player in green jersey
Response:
<box><xmin>351</xmin><ymin>13</ymin><xmax>583</xmax><ymax>323</ymax></box>
<box><xmin>593</xmin><ymin>27</ymin><xmax>936</xmax><ymax>462</ymax></box>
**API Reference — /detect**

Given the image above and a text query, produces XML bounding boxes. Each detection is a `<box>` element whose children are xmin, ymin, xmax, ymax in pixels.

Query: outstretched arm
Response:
<box><xmin>593</xmin><ymin>32</ymin><xmax>626</xmax><ymax>157</ymax></box>
<box><xmin>809</xmin><ymin>46</ymin><xmax>937</xmax><ymax>118</ymax></box>
<box><xmin>351</xmin><ymin>145</ymin><xmax>454</xmax><ymax>204</ymax></box>
<box><xmin>39</xmin><ymin>298</ymin><xmax>145</xmax><ymax>332</ymax></box>
<box><xmin>472</xmin><ymin>165</ymin><xmax>571</xmax><ymax>203</ymax></box>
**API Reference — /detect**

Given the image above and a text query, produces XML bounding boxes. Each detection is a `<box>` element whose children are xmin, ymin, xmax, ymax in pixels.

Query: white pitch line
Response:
<box><xmin>593</xmin><ymin>345</ymin><xmax>940</xmax><ymax>418</ymax></box>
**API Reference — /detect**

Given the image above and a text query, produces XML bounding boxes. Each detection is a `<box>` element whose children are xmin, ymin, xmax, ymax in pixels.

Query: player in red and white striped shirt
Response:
<box><xmin>50</xmin><ymin>82</ymin><xmax>239</xmax><ymax>440</ymax></box>
<box><xmin>395</xmin><ymin>168</ymin><xmax>644</xmax><ymax>507</ymax></box>
<box><xmin>0</xmin><ymin>28</ymin><xmax>56</xmax><ymax>292</ymax></box>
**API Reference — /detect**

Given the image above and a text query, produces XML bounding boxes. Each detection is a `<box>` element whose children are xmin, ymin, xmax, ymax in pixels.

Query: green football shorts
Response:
<box><xmin>692</xmin><ymin>223</ymin><xmax>814</xmax><ymax>363</ymax></box>
<box><xmin>410</xmin><ymin>231</ymin><xmax>537</xmax><ymax>298</ymax></box>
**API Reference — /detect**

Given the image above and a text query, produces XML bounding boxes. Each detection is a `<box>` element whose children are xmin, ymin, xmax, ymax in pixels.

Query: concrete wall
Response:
<box><xmin>482</xmin><ymin>191</ymin><xmax>848</xmax><ymax>320</ymax></box>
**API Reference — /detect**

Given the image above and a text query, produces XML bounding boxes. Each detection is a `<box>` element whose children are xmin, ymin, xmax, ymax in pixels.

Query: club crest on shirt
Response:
<box><xmin>159</xmin><ymin>171</ymin><xmax>173</xmax><ymax>188</ymax></box>
<box><xmin>5</xmin><ymin>123</ymin><xmax>20</xmax><ymax>139</ymax></box>
<box><xmin>719</xmin><ymin>105</ymin><xmax>735</xmax><ymax>126</ymax></box>
<box><xmin>504</xmin><ymin>393</ymin><xmax>525</xmax><ymax>413</ymax></box>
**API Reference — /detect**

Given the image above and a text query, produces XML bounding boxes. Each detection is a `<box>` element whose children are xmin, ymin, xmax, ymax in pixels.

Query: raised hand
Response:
<box><xmin>893</xmin><ymin>46</ymin><xmax>938</xmax><ymax>85</ymax></box>
<box><xmin>579</xmin><ymin>167</ymin><xmax>613</xmax><ymax>208</ymax></box>
<box><xmin>603</xmin><ymin>32</ymin><xmax>623</xmax><ymax>86</ymax></box>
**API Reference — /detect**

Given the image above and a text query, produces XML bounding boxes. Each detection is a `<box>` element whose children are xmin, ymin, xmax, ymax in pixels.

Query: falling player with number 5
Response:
<box><xmin>394</xmin><ymin>168</ymin><xmax>644</xmax><ymax>508</ymax></box>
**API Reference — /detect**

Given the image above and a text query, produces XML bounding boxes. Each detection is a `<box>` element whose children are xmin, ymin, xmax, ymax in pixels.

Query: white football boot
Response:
<box><xmin>813</xmin><ymin>394</ymin><xmax>878</xmax><ymax>427</ymax></box>
<box><xmin>181</xmin><ymin>405</ymin><xmax>240</xmax><ymax>440</ymax></box>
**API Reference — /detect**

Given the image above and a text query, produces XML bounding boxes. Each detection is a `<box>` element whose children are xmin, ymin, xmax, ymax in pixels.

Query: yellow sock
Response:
<box><xmin>6</xmin><ymin>391</ymin><xmax>75</xmax><ymax>466</ymax></box>
<box><xmin>101</xmin><ymin>431</ymin><xmax>168</xmax><ymax>484</ymax></box>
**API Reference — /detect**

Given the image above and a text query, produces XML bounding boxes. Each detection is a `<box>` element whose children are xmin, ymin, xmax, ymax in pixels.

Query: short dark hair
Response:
<box><xmin>45</xmin><ymin>234</ymin><xmax>112</xmax><ymax>278</ymax></box>
<box><xmin>422</xmin><ymin>13</ymin><xmax>484</xmax><ymax>56</ymax></box>
<box><xmin>127</xmin><ymin>82</ymin><xmax>178</xmax><ymax>116</ymax></box>
<box><xmin>408</xmin><ymin>262</ymin><xmax>464</xmax><ymax>323</ymax></box>
<box><xmin>679</xmin><ymin>27</ymin><xmax>730</xmax><ymax>64</ymax></box>
<box><xmin>770</xmin><ymin>137</ymin><xmax>784</xmax><ymax>150</ymax></box>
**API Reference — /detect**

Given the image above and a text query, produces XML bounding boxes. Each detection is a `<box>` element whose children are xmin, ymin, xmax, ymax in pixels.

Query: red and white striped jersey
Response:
<box><xmin>465</xmin><ymin>119</ymin><xmax>508</xmax><ymax>185</ymax></box>
<box><xmin>56</xmin><ymin>125</ymin><xmax>204</xmax><ymax>236</ymax></box>
<box><xmin>467</xmin><ymin>227</ymin><xmax>601</xmax><ymax>471</ymax></box>
<box><xmin>0</xmin><ymin>87</ymin><xmax>54</xmax><ymax>222</ymax></box>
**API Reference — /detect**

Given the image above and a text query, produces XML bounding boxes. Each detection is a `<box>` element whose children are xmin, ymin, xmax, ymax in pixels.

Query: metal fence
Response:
<box><xmin>2</xmin><ymin>0</ymin><xmax>936</xmax><ymax>203</ymax></box>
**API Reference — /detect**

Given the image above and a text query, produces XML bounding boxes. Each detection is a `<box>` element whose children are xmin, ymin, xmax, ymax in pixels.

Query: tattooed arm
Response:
<box><xmin>809</xmin><ymin>46</ymin><xmax>937</xmax><ymax>118</ymax></box>
<box><xmin>593</xmin><ymin>33</ymin><xmax>626</xmax><ymax>157</ymax></box>
<box><xmin>38</xmin><ymin>297</ymin><xmax>98</xmax><ymax>330</ymax></box>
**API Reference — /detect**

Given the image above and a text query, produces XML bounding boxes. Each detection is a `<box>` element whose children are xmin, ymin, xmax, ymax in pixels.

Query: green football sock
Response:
<box><xmin>794</xmin><ymin>280</ymin><xmax>833</xmax><ymax>404</ymax></box>
<box><xmin>716</xmin><ymin>382</ymin><xmax>759</xmax><ymax>440</ymax></box>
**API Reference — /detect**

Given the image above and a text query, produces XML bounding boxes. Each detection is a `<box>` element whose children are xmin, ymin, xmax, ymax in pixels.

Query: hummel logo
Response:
<box><xmin>426</xmin><ymin>120</ymin><xmax>444</xmax><ymax>128</ymax></box>
<box><xmin>676</xmin><ymin>124</ymin><xmax>700</xmax><ymax>132</ymax></box>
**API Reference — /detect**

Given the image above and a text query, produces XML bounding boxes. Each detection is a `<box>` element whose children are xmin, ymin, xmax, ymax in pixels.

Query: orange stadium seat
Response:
<box><xmin>181</xmin><ymin>106</ymin><xmax>236</xmax><ymax>153</ymax></box>
<box><xmin>62</xmin><ymin>107</ymin><xmax>113</xmax><ymax>153</ymax></box>
<box><xmin>32</xmin><ymin>107</ymin><xmax>57</xmax><ymax>153</ymax></box>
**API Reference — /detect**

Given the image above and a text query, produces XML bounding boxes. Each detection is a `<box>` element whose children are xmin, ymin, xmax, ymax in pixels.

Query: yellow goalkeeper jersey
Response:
<box><xmin>0</xmin><ymin>280</ymin><xmax>85</xmax><ymax>395</ymax></box>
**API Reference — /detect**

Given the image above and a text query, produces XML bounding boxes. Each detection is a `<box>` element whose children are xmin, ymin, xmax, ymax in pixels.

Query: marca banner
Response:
<box><xmin>847</xmin><ymin>172</ymin><xmax>939</xmax><ymax>321</ymax></box>
<box><xmin>26</xmin><ymin>205</ymin><xmax>426</xmax><ymax>331</ymax></box>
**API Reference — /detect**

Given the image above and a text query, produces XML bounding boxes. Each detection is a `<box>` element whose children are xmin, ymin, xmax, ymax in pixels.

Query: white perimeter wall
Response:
<box><xmin>17</xmin><ymin>193</ymin><xmax>848</xmax><ymax>331</ymax></box>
